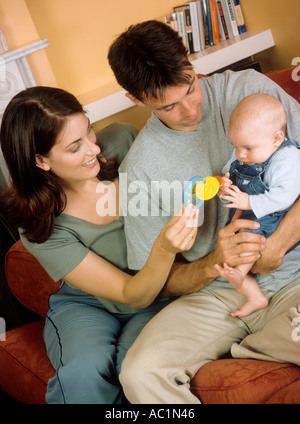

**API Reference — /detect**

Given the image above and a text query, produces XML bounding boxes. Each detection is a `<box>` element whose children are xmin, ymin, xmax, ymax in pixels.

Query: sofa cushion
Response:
<box><xmin>265</xmin><ymin>66</ymin><xmax>300</xmax><ymax>103</ymax></box>
<box><xmin>5</xmin><ymin>240</ymin><xmax>60</xmax><ymax>319</ymax></box>
<box><xmin>0</xmin><ymin>321</ymin><xmax>55</xmax><ymax>404</ymax></box>
<box><xmin>191</xmin><ymin>358</ymin><xmax>300</xmax><ymax>404</ymax></box>
<box><xmin>266</xmin><ymin>379</ymin><xmax>300</xmax><ymax>404</ymax></box>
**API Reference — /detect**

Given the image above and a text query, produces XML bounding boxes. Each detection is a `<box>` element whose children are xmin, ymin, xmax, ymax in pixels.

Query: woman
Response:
<box><xmin>0</xmin><ymin>86</ymin><xmax>198</xmax><ymax>404</ymax></box>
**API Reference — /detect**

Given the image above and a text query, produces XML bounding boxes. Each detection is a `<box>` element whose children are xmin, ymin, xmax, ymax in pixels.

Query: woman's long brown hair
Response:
<box><xmin>0</xmin><ymin>86</ymin><xmax>118</xmax><ymax>243</ymax></box>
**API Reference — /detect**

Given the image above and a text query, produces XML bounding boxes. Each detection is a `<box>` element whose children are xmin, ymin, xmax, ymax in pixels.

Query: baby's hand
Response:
<box><xmin>220</xmin><ymin>185</ymin><xmax>251</xmax><ymax>210</ymax></box>
<box><xmin>219</xmin><ymin>172</ymin><xmax>232</xmax><ymax>197</ymax></box>
<box><xmin>222</xmin><ymin>172</ymin><xmax>232</xmax><ymax>187</ymax></box>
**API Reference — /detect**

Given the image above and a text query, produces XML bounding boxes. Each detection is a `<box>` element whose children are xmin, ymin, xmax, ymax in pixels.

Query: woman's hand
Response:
<box><xmin>155</xmin><ymin>204</ymin><xmax>199</xmax><ymax>256</ymax></box>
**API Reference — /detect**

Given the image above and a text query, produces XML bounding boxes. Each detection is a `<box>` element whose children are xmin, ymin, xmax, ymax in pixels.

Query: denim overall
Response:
<box><xmin>228</xmin><ymin>138</ymin><xmax>300</xmax><ymax>253</ymax></box>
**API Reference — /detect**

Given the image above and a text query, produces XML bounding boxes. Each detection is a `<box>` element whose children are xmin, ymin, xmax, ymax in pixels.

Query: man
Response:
<box><xmin>108</xmin><ymin>20</ymin><xmax>300</xmax><ymax>403</ymax></box>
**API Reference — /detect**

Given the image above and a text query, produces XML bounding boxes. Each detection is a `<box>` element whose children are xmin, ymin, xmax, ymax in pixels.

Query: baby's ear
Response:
<box><xmin>273</xmin><ymin>130</ymin><xmax>285</xmax><ymax>147</ymax></box>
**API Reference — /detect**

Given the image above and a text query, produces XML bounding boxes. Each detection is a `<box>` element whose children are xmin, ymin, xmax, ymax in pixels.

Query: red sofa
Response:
<box><xmin>0</xmin><ymin>67</ymin><xmax>299</xmax><ymax>404</ymax></box>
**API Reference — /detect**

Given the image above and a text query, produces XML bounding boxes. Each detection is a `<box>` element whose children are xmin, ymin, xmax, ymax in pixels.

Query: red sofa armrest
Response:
<box><xmin>5</xmin><ymin>240</ymin><xmax>60</xmax><ymax>320</ymax></box>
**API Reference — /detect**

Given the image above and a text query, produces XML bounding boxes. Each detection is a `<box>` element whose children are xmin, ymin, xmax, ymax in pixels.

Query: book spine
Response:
<box><xmin>209</xmin><ymin>0</ymin><xmax>220</xmax><ymax>44</ymax></box>
<box><xmin>184</xmin><ymin>5</ymin><xmax>195</xmax><ymax>54</ymax></box>
<box><xmin>216</xmin><ymin>0</ymin><xmax>229</xmax><ymax>39</ymax></box>
<box><xmin>232</xmin><ymin>0</ymin><xmax>246</xmax><ymax>33</ymax></box>
<box><xmin>174</xmin><ymin>9</ymin><xmax>188</xmax><ymax>49</ymax></box>
<box><xmin>189</xmin><ymin>2</ymin><xmax>201</xmax><ymax>52</ymax></box>
<box><xmin>226</xmin><ymin>0</ymin><xmax>239</xmax><ymax>36</ymax></box>
<box><xmin>200</xmin><ymin>0</ymin><xmax>210</xmax><ymax>46</ymax></box>
<box><xmin>205</xmin><ymin>0</ymin><xmax>214</xmax><ymax>45</ymax></box>
<box><xmin>164</xmin><ymin>13</ymin><xmax>178</xmax><ymax>33</ymax></box>
<box><xmin>195</xmin><ymin>0</ymin><xmax>205</xmax><ymax>50</ymax></box>
<box><xmin>220</xmin><ymin>0</ymin><xmax>234</xmax><ymax>38</ymax></box>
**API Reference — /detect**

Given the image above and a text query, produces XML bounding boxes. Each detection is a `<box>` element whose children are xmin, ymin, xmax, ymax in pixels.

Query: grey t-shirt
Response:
<box><xmin>119</xmin><ymin>69</ymin><xmax>300</xmax><ymax>291</ymax></box>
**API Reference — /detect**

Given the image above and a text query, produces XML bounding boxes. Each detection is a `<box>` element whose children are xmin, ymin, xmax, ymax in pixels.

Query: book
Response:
<box><xmin>184</xmin><ymin>4</ymin><xmax>196</xmax><ymax>53</ymax></box>
<box><xmin>204</xmin><ymin>0</ymin><xmax>214</xmax><ymax>45</ymax></box>
<box><xmin>174</xmin><ymin>5</ymin><xmax>195</xmax><ymax>53</ymax></box>
<box><xmin>209</xmin><ymin>0</ymin><xmax>220</xmax><ymax>44</ymax></box>
<box><xmin>189</xmin><ymin>2</ymin><xmax>201</xmax><ymax>52</ymax></box>
<box><xmin>225</xmin><ymin>0</ymin><xmax>239</xmax><ymax>36</ymax></box>
<box><xmin>174</xmin><ymin>9</ymin><xmax>188</xmax><ymax>49</ymax></box>
<box><xmin>216</xmin><ymin>0</ymin><xmax>229</xmax><ymax>40</ymax></box>
<box><xmin>220</xmin><ymin>0</ymin><xmax>235</xmax><ymax>38</ymax></box>
<box><xmin>164</xmin><ymin>13</ymin><xmax>178</xmax><ymax>33</ymax></box>
<box><xmin>195</xmin><ymin>0</ymin><xmax>205</xmax><ymax>50</ymax></box>
<box><xmin>200</xmin><ymin>0</ymin><xmax>210</xmax><ymax>46</ymax></box>
<box><xmin>232</xmin><ymin>0</ymin><xmax>246</xmax><ymax>34</ymax></box>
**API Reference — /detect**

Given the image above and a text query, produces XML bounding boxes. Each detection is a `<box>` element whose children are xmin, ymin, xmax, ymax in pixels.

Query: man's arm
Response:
<box><xmin>160</xmin><ymin>218</ymin><xmax>266</xmax><ymax>297</ymax></box>
<box><xmin>252</xmin><ymin>196</ymin><xmax>300</xmax><ymax>275</ymax></box>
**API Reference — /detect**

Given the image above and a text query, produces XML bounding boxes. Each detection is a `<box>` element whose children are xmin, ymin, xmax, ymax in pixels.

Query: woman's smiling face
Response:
<box><xmin>36</xmin><ymin>113</ymin><xmax>101</xmax><ymax>184</ymax></box>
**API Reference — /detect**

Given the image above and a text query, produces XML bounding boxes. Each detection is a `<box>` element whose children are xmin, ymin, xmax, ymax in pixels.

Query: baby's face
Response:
<box><xmin>228</xmin><ymin>124</ymin><xmax>283</xmax><ymax>166</ymax></box>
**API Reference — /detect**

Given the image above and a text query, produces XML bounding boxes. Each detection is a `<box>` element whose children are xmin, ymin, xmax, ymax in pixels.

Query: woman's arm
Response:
<box><xmin>64</xmin><ymin>205</ymin><xmax>199</xmax><ymax>308</ymax></box>
<box><xmin>160</xmin><ymin>217</ymin><xmax>266</xmax><ymax>297</ymax></box>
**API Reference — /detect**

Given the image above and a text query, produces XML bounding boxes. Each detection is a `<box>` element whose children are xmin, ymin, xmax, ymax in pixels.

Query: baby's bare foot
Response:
<box><xmin>231</xmin><ymin>296</ymin><xmax>269</xmax><ymax>318</ymax></box>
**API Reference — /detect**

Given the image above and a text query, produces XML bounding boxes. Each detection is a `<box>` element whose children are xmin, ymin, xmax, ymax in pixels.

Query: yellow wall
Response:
<box><xmin>0</xmin><ymin>0</ymin><xmax>299</xmax><ymax>131</ymax></box>
<box><xmin>25</xmin><ymin>0</ymin><xmax>185</xmax><ymax>98</ymax></box>
<box><xmin>0</xmin><ymin>0</ymin><xmax>57</xmax><ymax>87</ymax></box>
<box><xmin>240</xmin><ymin>0</ymin><xmax>300</xmax><ymax>73</ymax></box>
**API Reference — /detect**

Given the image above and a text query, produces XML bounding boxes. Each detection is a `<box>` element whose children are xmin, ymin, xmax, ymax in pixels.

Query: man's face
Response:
<box><xmin>133</xmin><ymin>70</ymin><xmax>204</xmax><ymax>132</ymax></box>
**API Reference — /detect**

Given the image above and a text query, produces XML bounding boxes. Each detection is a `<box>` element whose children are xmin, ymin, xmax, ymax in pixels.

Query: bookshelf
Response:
<box><xmin>189</xmin><ymin>30</ymin><xmax>274</xmax><ymax>74</ymax></box>
<box><xmin>83</xmin><ymin>29</ymin><xmax>275</xmax><ymax>124</ymax></box>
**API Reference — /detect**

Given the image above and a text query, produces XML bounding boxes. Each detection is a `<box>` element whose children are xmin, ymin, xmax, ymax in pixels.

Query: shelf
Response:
<box><xmin>189</xmin><ymin>30</ymin><xmax>274</xmax><ymax>74</ymax></box>
<box><xmin>79</xmin><ymin>82</ymin><xmax>132</xmax><ymax>124</ymax></box>
<box><xmin>83</xmin><ymin>30</ymin><xmax>275</xmax><ymax>123</ymax></box>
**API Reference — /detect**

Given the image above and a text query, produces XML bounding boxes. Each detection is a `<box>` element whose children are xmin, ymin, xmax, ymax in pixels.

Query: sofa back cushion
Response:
<box><xmin>265</xmin><ymin>66</ymin><xmax>300</xmax><ymax>103</ymax></box>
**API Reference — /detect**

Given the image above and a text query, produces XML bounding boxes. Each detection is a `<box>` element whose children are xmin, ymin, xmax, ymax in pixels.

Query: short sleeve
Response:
<box><xmin>96</xmin><ymin>123</ymin><xmax>139</xmax><ymax>163</ymax></box>
<box><xmin>20</xmin><ymin>224</ymin><xmax>89</xmax><ymax>283</ymax></box>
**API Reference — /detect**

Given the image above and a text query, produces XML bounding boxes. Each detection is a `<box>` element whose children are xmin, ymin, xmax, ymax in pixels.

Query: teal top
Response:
<box><xmin>21</xmin><ymin>123</ymin><xmax>141</xmax><ymax>314</ymax></box>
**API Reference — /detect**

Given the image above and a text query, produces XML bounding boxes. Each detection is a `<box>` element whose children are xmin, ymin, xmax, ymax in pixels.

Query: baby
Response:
<box><xmin>215</xmin><ymin>93</ymin><xmax>300</xmax><ymax>317</ymax></box>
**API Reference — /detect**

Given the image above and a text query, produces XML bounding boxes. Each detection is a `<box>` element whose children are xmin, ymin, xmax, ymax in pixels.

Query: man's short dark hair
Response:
<box><xmin>108</xmin><ymin>20</ymin><xmax>193</xmax><ymax>102</ymax></box>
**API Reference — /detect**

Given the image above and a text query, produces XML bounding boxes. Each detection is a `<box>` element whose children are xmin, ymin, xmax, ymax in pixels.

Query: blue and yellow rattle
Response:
<box><xmin>183</xmin><ymin>176</ymin><xmax>223</xmax><ymax>208</ymax></box>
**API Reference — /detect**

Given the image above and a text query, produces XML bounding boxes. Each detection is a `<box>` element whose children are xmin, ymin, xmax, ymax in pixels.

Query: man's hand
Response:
<box><xmin>212</xmin><ymin>217</ymin><xmax>266</xmax><ymax>270</ymax></box>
